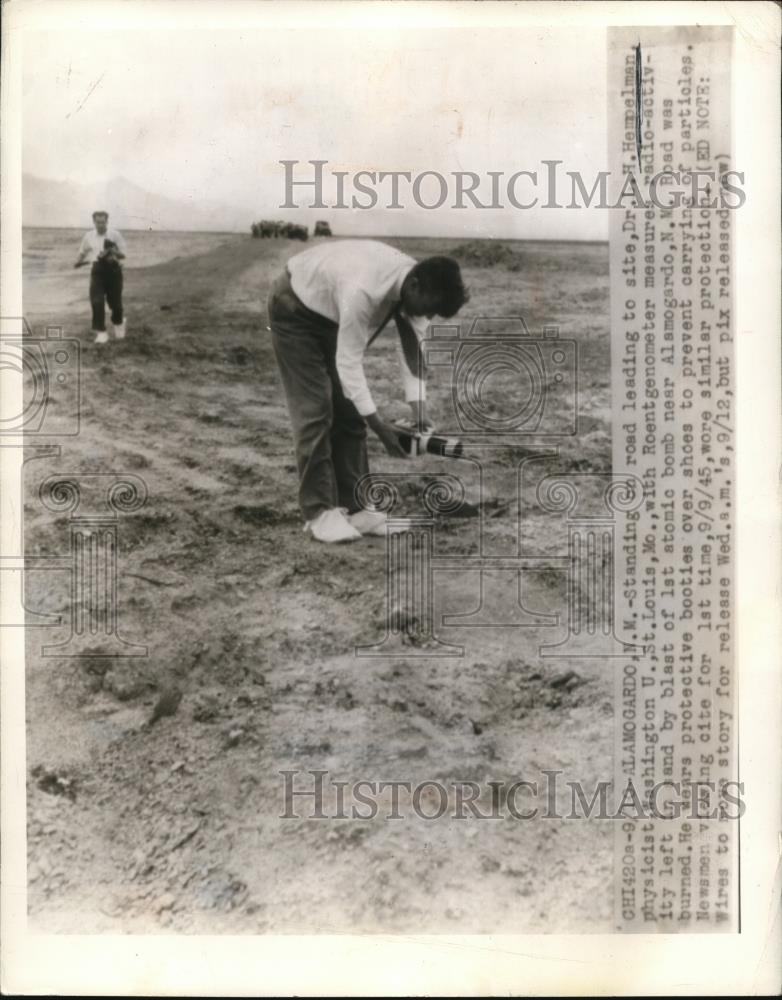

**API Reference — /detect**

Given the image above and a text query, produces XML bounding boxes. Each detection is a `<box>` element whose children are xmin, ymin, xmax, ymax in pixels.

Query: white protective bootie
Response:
<box><xmin>305</xmin><ymin>508</ymin><xmax>362</xmax><ymax>544</ymax></box>
<box><xmin>93</xmin><ymin>330</ymin><xmax>109</xmax><ymax>344</ymax></box>
<box><xmin>113</xmin><ymin>321</ymin><xmax>126</xmax><ymax>340</ymax></box>
<box><xmin>347</xmin><ymin>510</ymin><xmax>413</xmax><ymax>537</ymax></box>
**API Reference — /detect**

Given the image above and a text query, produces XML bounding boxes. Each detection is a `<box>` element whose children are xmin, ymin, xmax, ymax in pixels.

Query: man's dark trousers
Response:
<box><xmin>268</xmin><ymin>270</ymin><xmax>369</xmax><ymax>522</ymax></box>
<box><xmin>90</xmin><ymin>260</ymin><xmax>124</xmax><ymax>332</ymax></box>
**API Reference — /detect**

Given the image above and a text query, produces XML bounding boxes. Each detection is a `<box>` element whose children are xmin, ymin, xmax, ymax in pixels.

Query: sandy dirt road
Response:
<box><xmin>21</xmin><ymin>229</ymin><xmax>615</xmax><ymax>933</ymax></box>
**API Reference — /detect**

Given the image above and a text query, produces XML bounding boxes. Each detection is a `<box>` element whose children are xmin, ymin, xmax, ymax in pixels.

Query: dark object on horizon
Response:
<box><xmin>314</xmin><ymin>221</ymin><xmax>332</xmax><ymax>237</ymax></box>
<box><xmin>251</xmin><ymin>219</ymin><xmax>308</xmax><ymax>241</ymax></box>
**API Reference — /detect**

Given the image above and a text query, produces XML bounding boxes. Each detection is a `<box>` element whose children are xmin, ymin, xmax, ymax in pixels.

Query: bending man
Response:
<box><xmin>267</xmin><ymin>239</ymin><xmax>469</xmax><ymax>543</ymax></box>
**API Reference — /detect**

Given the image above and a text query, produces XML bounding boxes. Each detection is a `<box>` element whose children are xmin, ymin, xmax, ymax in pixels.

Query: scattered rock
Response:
<box><xmin>104</xmin><ymin>666</ymin><xmax>147</xmax><ymax>703</ymax></box>
<box><xmin>440</xmin><ymin>500</ymin><xmax>480</xmax><ymax>519</ymax></box>
<box><xmin>155</xmin><ymin>892</ymin><xmax>176</xmax><ymax>914</ymax></box>
<box><xmin>119</xmin><ymin>451</ymin><xmax>151</xmax><ymax>469</ymax></box>
<box><xmin>82</xmin><ymin>657</ymin><xmax>112</xmax><ymax>677</ymax></box>
<box><xmin>148</xmin><ymin>686</ymin><xmax>183</xmax><ymax>725</ymax></box>
<box><xmin>335</xmin><ymin>690</ymin><xmax>356</xmax><ymax>711</ymax></box>
<box><xmin>232</xmin><ymin>504</ymin><xmax>296</xmax><ymax>527</ymax></box>
<box><xmin>223</xmin><ymin>727</ymin><xmax>245</xmax><ymax>748</ymax></box>
<box><xmin>293</xmin><ymin>740</ymin><xmax>332</xmax><ymax>756</ymax></box>
<box><xmin>32</xmin><ymin>765</ymin><xmax>77</xmax><ymax>801</ymax></box>
<box><xmin>171</xmin><ymin>821</ymin><xmax>202</xmax><ymax>850</ymax></box>
<box><xmin>549</xmin><ymin>670</ymin><xmax>580</xmax><ymax>690</ymax></box>
<box><xmin>192</xmin><ymin>692</ymin><xmax>221</xmax><ymax>723</ymax></box>
<box><xmin>389</xmin><ymin>607</ymin><xmax>419</xmax><ymax>633</ymax></box>
<box><xmin>326</xmin><ymin>826</ymin><xmax>369</xmax><ymax>847</ymax></box>
<box><xmin>224</xmin><ymin>345</ymin><xmax>252</xmax><ymax>366</ymax></box>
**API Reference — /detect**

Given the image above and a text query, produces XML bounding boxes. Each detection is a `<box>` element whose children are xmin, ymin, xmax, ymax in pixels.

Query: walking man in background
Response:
<box><xmin>74</xmin><ymin>210</ymin><xmax>127</xmax><ymax>344</ymax></box>
<box><xmin>267</xmin><ymin>239</ymin><xmax>469</xmax><ymax>544</ymax></box>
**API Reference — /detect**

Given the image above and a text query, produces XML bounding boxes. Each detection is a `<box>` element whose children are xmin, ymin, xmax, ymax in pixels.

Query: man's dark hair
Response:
<box><xmin>92</xmin><ymin>211</ymin><xmax>109</xmax><ymax>220</ymax></box>
<box><xmin>411</xmin><ymin>256</ymin><xmax>470</xmax><ymax>318</ymax></box>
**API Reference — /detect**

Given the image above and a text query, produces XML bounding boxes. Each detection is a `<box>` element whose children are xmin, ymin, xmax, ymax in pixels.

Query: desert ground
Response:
<box><xmin>22</xmin><ymin>227</ymin><xmax>614</xmax><ymax>933</ymax></box>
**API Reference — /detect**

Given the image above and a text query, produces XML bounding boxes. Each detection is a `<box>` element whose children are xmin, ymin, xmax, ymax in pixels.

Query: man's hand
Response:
<box><xmin>408</xmin><ymin>399</ymin><xmax>434</xmax><ymax>433</ymax></box>
<box><xmin>365</xmin><ymin>412</ymin><xmax>408</xmax><ymax>458</ymax></box>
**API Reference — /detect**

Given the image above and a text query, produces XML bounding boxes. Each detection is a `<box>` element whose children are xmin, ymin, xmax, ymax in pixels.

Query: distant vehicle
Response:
<box><xmin>314</xmin><ymin>221</ymin><xmax>332</xmax><ymax>237</ymax></box>
<box><xmin>251</xmin><ymin>219</ymin><xmax>308</xmax><ymax>240</ymax></box>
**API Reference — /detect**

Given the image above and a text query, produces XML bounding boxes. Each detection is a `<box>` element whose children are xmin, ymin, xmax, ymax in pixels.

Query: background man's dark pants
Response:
<box><xmin>268</xmin><ymin>271</ymin><xmax>369</xmax><ymax>522</ymax></box>
<box><xmin>90</xmin><ymin>261</ymin><xmax>124</xmax><ymax>332</ymax></box>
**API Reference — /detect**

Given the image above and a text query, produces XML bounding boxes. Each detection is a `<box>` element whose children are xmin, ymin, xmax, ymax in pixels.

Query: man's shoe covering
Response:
<box><xmin>347</xmin><ymin>510</ymin><xmax>414</xmax><ymax>536</ymax></box>
<box><xmin>94</xmin><ymin>330</ymin><xmax>109</xmax><ymax>344</ymax></box>
<box><xmin>114</xmin><ymin>321</ymin><xmax>127</xmax><ymax>339</ymax></box>
<box><xmin>305</xmin><ymin>508</ymin><xmax>362</xmax><ymax>544</ymax></box>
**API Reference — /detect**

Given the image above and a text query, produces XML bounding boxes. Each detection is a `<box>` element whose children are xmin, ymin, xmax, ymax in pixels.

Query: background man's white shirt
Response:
<box><xmin>78</xmin><ymin>228</ymin><xmax>127</xmax><ymax>265</ymax></box>
<box><xmin>287</xmin><ymin>239</ymin><xmax>428</xmax><ymax>417</ymax></box>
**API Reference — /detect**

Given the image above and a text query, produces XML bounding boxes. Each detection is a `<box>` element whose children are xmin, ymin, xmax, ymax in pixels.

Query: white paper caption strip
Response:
<box><xmin>609</xmin><ymin>25</ymin><xmax>738</xmax><ymax>933</ymax></box>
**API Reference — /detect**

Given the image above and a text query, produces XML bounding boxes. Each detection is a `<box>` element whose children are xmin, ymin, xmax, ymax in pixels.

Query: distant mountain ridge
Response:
<box><xmin>23</xmin><ymin>174</ymin><xmax>250</xmax><ymax>232</ymax></box>
<box><xmin>23</xmin><ymin>173</ymin><xmax>608</xmax><ymax>241</ymax></box>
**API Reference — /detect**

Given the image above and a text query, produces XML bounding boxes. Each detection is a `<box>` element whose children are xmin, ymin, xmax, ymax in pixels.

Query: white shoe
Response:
<box><xmin>347</xmin><ymin>510</ymin><xmax>413</xmax><ymax>536</ymax></box>
<box><xmin>114</xmin><ymin>321</ymin><xmax>126</xmax><ymax>340</ymax></box>
<box><xmin>305</xmin><ymin>508</ymin><xmax>362</xmax><ymax>544</ymax></box>
<box><xmin>94</xmin><ymin>330</ymin><xmax>109</xmax><ymax>344</ymax></box>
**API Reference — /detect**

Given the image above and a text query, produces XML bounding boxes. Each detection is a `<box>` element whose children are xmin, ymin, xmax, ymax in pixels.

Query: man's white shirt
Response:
<box><xmin>287</xmin><ymin>239</ymin><xmax>428</xmax><ymax>417</ymax></box>
<box><xmin>78</xmin><ymin>228</ymin><xmax>127</xmax><ymax>265</ymax></box>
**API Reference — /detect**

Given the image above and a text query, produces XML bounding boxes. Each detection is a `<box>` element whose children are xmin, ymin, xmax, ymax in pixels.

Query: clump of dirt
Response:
<box><xmin>232</xmin><ymin>504</ymin><xmax>298</xmax><ymax>527</ymax></box>
<box><xmin>32</xmin><ymin>764</ymin><xmax>78</xmax><ymax>801</ymax></box>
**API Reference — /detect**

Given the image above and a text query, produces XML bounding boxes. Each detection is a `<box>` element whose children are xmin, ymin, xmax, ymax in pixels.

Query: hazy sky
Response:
<box><xmin>23</xmin><ymin>26</ymin><xmax>608</xmax><ymax>238</ymax></box>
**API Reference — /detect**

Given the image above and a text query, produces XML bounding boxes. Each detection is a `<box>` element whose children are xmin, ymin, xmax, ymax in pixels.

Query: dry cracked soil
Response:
<box><xmin>22</xmin><ymin>228</ymin><xmax>615</xmax><ymax>933</ymax></box>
